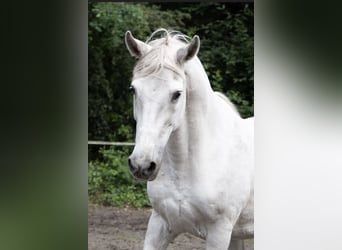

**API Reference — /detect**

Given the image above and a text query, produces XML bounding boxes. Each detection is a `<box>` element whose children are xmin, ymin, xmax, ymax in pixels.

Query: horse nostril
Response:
<box><xmin>148</xmin><ymin>161</ymin><xmax>156</xmax><ymax>173</ymax></box>
<box><xmin>143</xmin><ymin>162</ymin><xmax>156</xmax><ymax>176</ymax></box>
<box><xmin>128</xmin><ymin>158</ymin><xmax>137</xmax><ymax>173</ymax></box>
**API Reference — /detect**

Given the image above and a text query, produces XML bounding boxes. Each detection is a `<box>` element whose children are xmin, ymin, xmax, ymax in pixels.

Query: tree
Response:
<box><xmin>88</xmin><ymin>2</ymin><xmax>254</xmax><ymax>207</ymax></box>
<box><xmin>155</xmin><ymin>2</ymin><xmax>254</xmax><ymax>117</ymax></box>
<box><xmin>88</xmin><ymin>2</ymin><xmax>254</xmax><ymax>159</ymax></box>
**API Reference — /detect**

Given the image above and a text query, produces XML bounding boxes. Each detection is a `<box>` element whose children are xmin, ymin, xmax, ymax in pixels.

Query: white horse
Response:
<box><xmin>125</xmin><ymin>29</ymin><xmax>254</xmax><ymax>250</ymax></box>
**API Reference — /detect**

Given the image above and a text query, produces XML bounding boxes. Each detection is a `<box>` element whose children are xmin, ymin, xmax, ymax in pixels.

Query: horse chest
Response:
<box><xmin>147</xmin><ymin>179</ymin><xmax>223</xmax><ymax>236</ymax></box>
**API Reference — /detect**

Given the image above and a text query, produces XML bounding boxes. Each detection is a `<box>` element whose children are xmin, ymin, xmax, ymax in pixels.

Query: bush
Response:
<box><xmin>88</xmin><ymin>147</ymin><xmax>150</xmax><ymax>208</ymax></box>
<box><xmin>88</xmin><ymin>2</ymin><xmax>254</xmax><ymax>208</ymax></box>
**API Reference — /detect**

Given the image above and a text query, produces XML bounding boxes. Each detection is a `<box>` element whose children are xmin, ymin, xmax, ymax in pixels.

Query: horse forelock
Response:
<box><xmin>133</xmin><ymin>29</ymin><xmax>190</xmax><ymax>79</ymax></box>
<box><xmin>145</xmin><ymin>28</ymin><xmax>191</xmax><ymax>45</ymax></box>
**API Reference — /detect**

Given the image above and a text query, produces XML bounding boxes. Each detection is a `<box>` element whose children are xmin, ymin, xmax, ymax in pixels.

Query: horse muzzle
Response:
<box><xmin>128</xmin><ymin>156</ymin><xmax>158</xmax><ymax>181</ymax></box>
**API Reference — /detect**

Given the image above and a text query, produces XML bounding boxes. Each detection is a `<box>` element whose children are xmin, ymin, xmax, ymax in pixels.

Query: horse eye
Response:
<box><xmin>129</xmin><ymin>86</ymin><xmax>135</xmax><ymax>94</ymax></box>
<box><xmin>171</xmin><ymin>91</ymin><xmax>182</xmax><ymax>102</ymax></box>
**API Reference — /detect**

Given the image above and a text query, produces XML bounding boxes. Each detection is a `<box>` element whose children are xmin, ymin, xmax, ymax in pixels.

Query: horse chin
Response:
<box><xmin>131</xmin><ymin>169</ymin><xmax>159</xmax><ymax>182</ymax></box>
<box><xmin>147</xmin><ymin>173</ymin><xmax>158</xmax><ymax>181</ymax></box>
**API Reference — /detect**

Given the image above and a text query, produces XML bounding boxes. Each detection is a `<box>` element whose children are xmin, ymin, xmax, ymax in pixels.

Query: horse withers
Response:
<box><xmin>125</xmin><ymin>29</ymin><xmax>254</xmax><ymax>250</ymax></box>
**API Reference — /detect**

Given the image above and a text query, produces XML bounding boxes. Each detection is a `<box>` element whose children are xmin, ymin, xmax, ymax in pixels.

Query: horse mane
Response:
<box><xmin>133</xmin><ymin>28</ymin><xmax>190</xmax><ymax>79</ymax></box>
<box><xmin>215</xmin><ymin>92</ymin><xmax>240</xmax><ymax>116</ymax></box>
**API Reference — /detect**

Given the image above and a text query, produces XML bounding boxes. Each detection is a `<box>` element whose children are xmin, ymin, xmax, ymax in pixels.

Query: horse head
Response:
<box><xmin>125</xmin><ymin>30</ymin><xmax>200</xmax><ymax>181</ymax></box>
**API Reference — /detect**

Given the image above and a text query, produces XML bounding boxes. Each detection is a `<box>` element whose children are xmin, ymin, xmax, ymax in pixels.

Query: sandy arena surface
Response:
<box><xmin>88</xmin><ymin>204</ymin><xmax>253</xmax><ymax>250</ymax></box>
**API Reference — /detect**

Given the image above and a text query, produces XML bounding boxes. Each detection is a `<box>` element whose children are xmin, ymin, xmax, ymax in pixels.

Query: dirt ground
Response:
<box><xmin>88</xmin><ymin>204</ymin><xmax>253</xmax><ymax>250</ymax></box>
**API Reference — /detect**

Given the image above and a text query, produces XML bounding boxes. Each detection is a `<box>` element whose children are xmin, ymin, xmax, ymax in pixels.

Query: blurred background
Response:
<box><xmin>88</xmin><ymin>2</ymin><xmax>254</xmax><ymax>208</ymax></box>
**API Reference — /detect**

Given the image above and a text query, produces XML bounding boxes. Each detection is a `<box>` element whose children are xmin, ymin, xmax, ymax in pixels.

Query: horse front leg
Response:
<box><xmin>205</xmin><ymin>220</ymin><xmax>234</xmax><ymax>250</ymax></box>
<box><xmin>143</xmin><ymin>210</ymin><xmax>175</xmax><ymax>250</ymax></box>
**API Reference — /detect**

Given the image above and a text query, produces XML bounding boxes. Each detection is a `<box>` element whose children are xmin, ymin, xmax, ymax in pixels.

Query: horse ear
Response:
<box><xmin>176</xmin><ymin>35</ymin><xmax>200</xmax><ymax>64</ymax></box>
<box><xmin>125</xmin><ymin>31</ymin><xmax>151</xmax><ymax>59</ymax></box>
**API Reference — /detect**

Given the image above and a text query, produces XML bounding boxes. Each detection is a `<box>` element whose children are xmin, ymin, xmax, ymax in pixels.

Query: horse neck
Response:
<box><xmin>185</xmin><ymin>58</ymin><xmax>213</xmax><ymax>111</ymax></box>
<box><xmin>165</xmin><ymin>58</ymin><xmax>215</xmax><ymax>166</ymax></box>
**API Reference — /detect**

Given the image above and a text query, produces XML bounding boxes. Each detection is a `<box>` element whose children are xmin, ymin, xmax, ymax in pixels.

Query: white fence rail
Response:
<box><xmin>88</xmin><ymin>141</ymin><xmax>135</xmax><ymax>146</ymax></box>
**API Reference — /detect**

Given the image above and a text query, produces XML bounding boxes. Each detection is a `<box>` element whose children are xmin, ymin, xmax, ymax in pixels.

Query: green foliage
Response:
<box><xmin>179</xmin><ymin>3</ymin><xmax>254</xmax><ymax>118</ymax></box>
<box><xmin>89</xmin><ymin>2</ymin><xmax>254</xmax><ymax>148</ymax></box>
<box><xmin>88</xmin><ymin>2</ymin><xmax>254</xmax><ymax>207</ymax></box>
<box><xmin>88</xmin><ymin>147</ymin><xmax>150</xmax><ymax>208</ymax></box>
<box><xmin>88</xmin><ymin>3</ymin><xmax>189</xmax><ymax>144</ymax></box>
